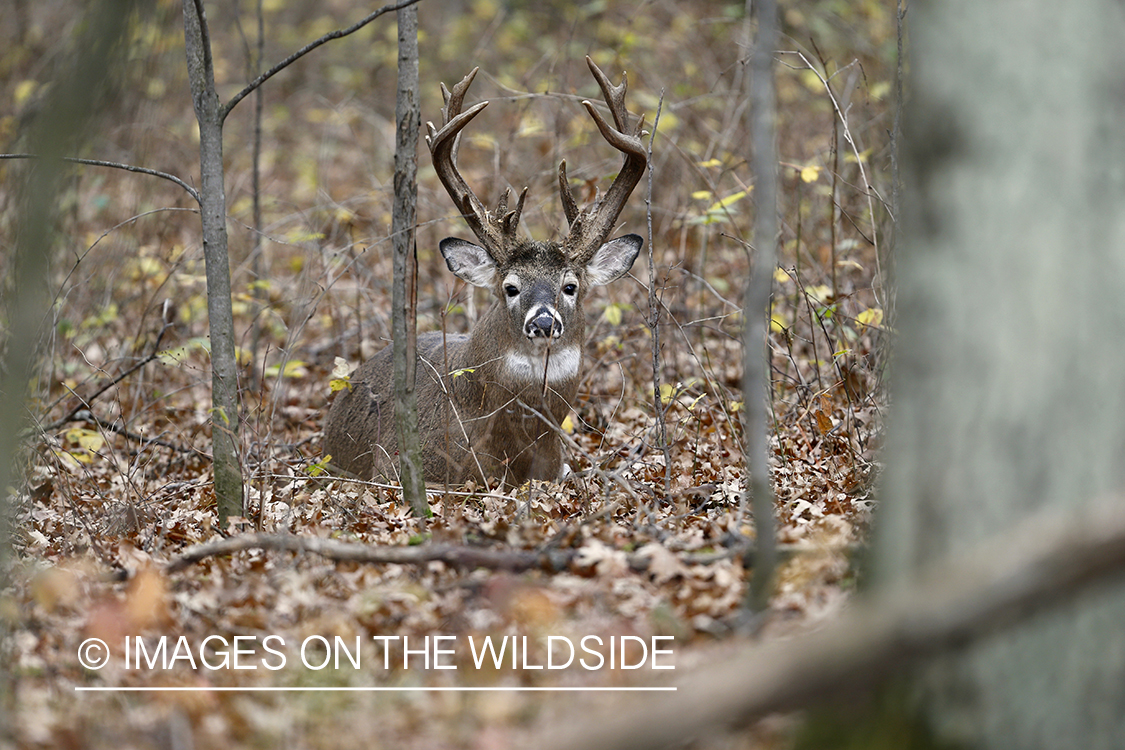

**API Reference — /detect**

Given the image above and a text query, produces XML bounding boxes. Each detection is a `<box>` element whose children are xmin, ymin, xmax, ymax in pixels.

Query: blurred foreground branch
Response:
<box><xmin>536</xmin><ymin>500</ymin><xmax>1125</xmax><ymax>750</ymax></box>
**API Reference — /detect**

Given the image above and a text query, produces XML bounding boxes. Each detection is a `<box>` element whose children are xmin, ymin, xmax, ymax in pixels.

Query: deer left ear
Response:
<box><xmin>585</xmin><ymin>234</ymin><xmax>642</xmax><ymax>286</ymax></box>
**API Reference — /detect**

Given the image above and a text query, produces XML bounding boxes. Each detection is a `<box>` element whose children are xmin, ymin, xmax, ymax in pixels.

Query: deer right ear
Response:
<box><xmin>440</xmin><ymin>238</ymin><xmax>497</xmax><ymax>287</ymax></box>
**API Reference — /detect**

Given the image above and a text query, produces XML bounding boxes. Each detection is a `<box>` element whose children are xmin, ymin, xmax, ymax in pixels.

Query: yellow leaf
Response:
<box><xmin>805</xmin><ymin>284</ymin><xmax>832</xmax><ymax>303</ymax></box>
<box><xmin>53</xmin><ymin>449</ymin><xmax>83</xmax><ymax>470</ymax></box>
<box><xmin>799</xmin><ymin>164</ymin><xmax>822</xmax><ymax>183</ymax></box>
<box><xmin>265</xmin><ymin>360</ymin><xmax>307</xmax><ymax>379</ymax></box>
<box><xmin>691</xmin><ymin>189</ymin><xmax>713</xmax><ymax>200</ymax></box>
<box><xmin>308</xmin><ymin>456</ymin><xmax>331</xmax><ymax>477</ymax></box>
<box><xmin>659</xmin><ymin>382</ymin><xmax>677</xmax><ymax>405</ymax></box>
<box><xmin>65</xmin><ymin>428</ymin><xmax>104</xmax><ymax>453</ymax></box>
<box><xmin>770</xmin><ymin>314</ymin><xmax>787</xmax><ymax>333</ymax></box>
<box><xmin>329</xmin><ymin>378</ymin><xmax>351</xmax><ymax>393</ymax></box>
<box><xmin>799</xmin><ymin>68</ymin><xmax>824</xmax><ymax>93</ymax></box>
<box><xmin>516</xmin><ymin>113</ymin><xmax>546</xmax><ymax>137</ymax></box>
<box><xmin>284</xmin><ymin>229</ymin><xmax>325</xmax><ymax>244</ymax></box>
<box><xmin>14</xmin><ymin>80</ymin><xmax>37</xmax><ymax>107</ymax></box>
<box><xmin>773</xmin><ymin>267</ymin><xmax>791</xmax><ymax>284</ymax></box>
<box><xmin>697</xmin><ymin>158</ymin><xmax>722</xmax><ymax>169</ymax></box>
<box><xmin>603</xmin><ymin>303</ymin><xmax>623</xmax><ymax>327</ymax></box>
<box><xmin>855</xmin><ymin>307</ymin><xmax>884</xmax><ymax>332</ymax></box>
<box><xmin>560</xmin><ymin>414</ymin><xmax>575</xmax><ymax>434</ymax></box>
<box><xmin>730</xmin><ymin>400</ymin><xmax>744</xmax><ymax>412</ymax></box>
<box><xmin>705</xmin><ymin>190</ymin><xmax>749</xmax><ymax>213</ymax></box>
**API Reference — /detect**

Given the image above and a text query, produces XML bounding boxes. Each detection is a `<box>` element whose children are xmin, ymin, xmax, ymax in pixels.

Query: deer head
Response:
<box><xmin>323</xmin><ymin>57</ymin><xmax>648</xmax><ymax>486</ymax></box>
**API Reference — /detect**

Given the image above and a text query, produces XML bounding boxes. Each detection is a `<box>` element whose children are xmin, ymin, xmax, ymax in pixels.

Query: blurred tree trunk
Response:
<box><xmin>183</xmin><ymin>0</ymin><xmax>244</xmax><ymax>523</ymax></box>
<box><xmin>391</xmin><ymin>5</ymin><xmax>427</xmax><ymax>516</ymax></box>
<box><xmin>0</xmin><ymin>0</ymin><xmax>138</xmax><ymax>730</ymax></box>
<box><xmin>871</xmin><ymin>0</ymin><xmax>1125</xmax><ymax>746</ymax></box>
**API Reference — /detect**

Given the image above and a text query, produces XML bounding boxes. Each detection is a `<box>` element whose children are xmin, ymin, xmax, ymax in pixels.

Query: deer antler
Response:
<box><xmin>426</xmin><ymin>67</ymin><xmax>527</xmax><ymax>263</ymax></box>
<box><xmin>559</xmin><ymin>56</ymin><xmax>648</xmax><ymax>264</ymax></box>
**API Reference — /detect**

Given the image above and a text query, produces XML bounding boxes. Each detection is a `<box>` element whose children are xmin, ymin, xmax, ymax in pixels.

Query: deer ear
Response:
<box><xmin>440</xmin><ymin>238</ymin><xmax>497</xmax><ymax>287</ymax></box>
<box><xmin>585</xmin><ymin>234</ymin><xmax>642</xmax><ymax>286</ymax></box>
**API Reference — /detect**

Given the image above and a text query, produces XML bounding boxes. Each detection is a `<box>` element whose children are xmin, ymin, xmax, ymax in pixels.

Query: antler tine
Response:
<box><xmin>426</xmin><ymin>68</ymin><xmax>524</xmax><ymax>262</ymax></box>
<box><xmin>562</xmin><ymin>56</ymin><xmax>649</xmax><ymax>264</ymax></box>
<box><xmin>558</xmin><ymin>160</ymin><xmax>579</xmax><ymax>226</ymax></box>
<box><xmin>584</xmin><ymin>55</ymin><xmax>633</xmax><ymax>134</ymax></box>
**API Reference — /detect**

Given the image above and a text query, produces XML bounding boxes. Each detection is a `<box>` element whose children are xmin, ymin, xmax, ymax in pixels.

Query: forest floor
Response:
<box><xmin>1</xmin><ymin>1</ymin><xmax>895</xmax><ymax>747</ymax></box>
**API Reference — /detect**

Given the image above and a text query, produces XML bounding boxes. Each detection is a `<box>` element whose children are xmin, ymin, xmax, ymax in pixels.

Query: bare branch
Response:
<box><xmin>168</xmin><ymin>533</ymin><xmax>562</xmax><ymax>573</ymax></box>
<box><xmin>220</xmin><ymin>0</ymin><xmax>423</xmax><ymax>122</ymax></box>
<box><xmin>0</xmin><ymin>154</ymin><xmax>200</xmax><ymax>204</ymax></box>
<box><xmin>167</xmin><ymin>529</ymin><xmax>787</xmax><ymax>576</ymax></box>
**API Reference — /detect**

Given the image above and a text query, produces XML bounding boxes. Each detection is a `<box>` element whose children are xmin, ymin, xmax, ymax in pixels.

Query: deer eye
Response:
<box><xmin>504</xmin><ymin>284</ymin><xmax>519</xmax><ymax>298</ymax></box>
<box><xmin>562</xmin><ymin>283</ymin><xmax>578</xmax><ymax>296</ymax></box>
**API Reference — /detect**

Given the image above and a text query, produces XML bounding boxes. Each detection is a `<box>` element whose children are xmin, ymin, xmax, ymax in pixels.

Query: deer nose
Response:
<box><xmin>525</xmin><ymin>307</ymin><xmax>562</xmax><ymax>338</ymax></box>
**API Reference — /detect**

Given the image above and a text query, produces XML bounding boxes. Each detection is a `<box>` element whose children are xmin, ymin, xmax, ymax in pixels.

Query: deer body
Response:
<box><xmin>323</xmin><ymin>58</ymin><xmax>647</xmax><ymax>486</ymax></box>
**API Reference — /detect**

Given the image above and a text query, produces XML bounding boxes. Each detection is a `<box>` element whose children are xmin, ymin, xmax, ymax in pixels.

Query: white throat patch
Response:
<box><xmin>504</xmin><ymin>346</ymin><xmax>581</xmax><ymax>383</ymax></box>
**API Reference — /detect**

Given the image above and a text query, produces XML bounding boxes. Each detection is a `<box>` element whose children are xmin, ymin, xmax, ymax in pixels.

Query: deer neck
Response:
<box><xmin>456</xmin><ymin>301</ymin><xmax>583</xmax><ymax>396</ymax></box>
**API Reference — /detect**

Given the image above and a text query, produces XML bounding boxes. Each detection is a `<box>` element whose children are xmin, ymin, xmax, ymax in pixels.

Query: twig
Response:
<box><xmin>220</xmin><ymin>0</ymin><xmax>423</xmax><ymax>122</ymax></box>
<box><xmin>520</xmin><ymin>401</ymin><xmax>644</xmax><ymax>506</ymax></box>
<box><xmin>0</xmin><ymin>154</ymin><xmax>201</xmax><ymax>204</ymax></box>
<box><xmin>69</xmin><ymin>409</ymin><xmax>195</xmax><ymax>455</ymax></box>
<box><xmin>38</xmin><ymin>321</ymin><xmax>172</xmax><ymax>434</ymax></box>
<box><xmin>644</xmin><ymin>90</ymin><xmax>671</xmax><ymax>504</ymax></box>
<box><xmin>784</xmin><ymin>50</ymin><xmax>882</xmax><ymax>306</ymax></box>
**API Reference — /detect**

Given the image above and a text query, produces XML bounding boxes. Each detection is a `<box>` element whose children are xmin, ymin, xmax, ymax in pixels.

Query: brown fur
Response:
<box><xmin>323</xmin><ymin>306</ymin><xmax>578</xmax><ymax>485</ymax></box>
<box><xmin>323</xmin><ymin>58</ymin><xmax>645</xmax><ymax>486</ymax></box>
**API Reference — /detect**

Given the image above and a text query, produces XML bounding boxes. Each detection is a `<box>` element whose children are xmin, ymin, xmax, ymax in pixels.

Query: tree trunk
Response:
<box><xmin>183</xmin><ymin>0</ymin><xmax>244</xmax><ymax>524</ymax></box>
<box><xmin>873</xmin><ymin>0</ymin><xmax>1125</xmax><ymax>746</ymax></box>
<box><xmin>742</xmin><ymin>0</ymin><xmax>780</xmax><ymax>615</ymax></box>
<box><xmin>391</xmin><ymin>5</ymin><xmax>427</xmax><ymax>516</ymax></box>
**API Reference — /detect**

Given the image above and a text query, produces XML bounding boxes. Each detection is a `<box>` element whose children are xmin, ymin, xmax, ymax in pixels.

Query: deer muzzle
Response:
<box><xmin>524</xmin><ymin>305</ymin><xmax>564</xmax><ymax>339</ymax></box>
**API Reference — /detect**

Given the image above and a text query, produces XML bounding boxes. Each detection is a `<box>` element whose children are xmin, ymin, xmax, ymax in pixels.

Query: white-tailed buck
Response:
<box><xmin>323</xmin><ymin>57</ymin><xmax>647</xmax><ymax>485</ymax></box>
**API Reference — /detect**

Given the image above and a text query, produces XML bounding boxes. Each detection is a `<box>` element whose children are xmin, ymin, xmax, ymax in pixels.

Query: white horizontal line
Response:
<box><xmin>75</xmin><ymin>686</ymin><xmax>676</xmax><ymax>692</ymax></box>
